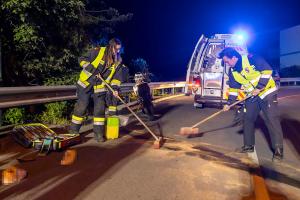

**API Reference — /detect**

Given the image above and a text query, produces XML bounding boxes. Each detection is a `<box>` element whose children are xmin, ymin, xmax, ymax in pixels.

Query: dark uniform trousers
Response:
<box><xmin>137</xmin><ymin>82</ymin><xmax>154</xmax><ymax>120</ymax></box>
<box><xmin>70</xmin><ymin>85</ymin><xmax>107</xmax><ymax>140</ymax></box>
<box><xmin>141</xmin><ymin>98</ymin><xmax>154</xmax><ymax>120</ymax></box>
<box><xmin>106</xmin><ymin>91</ymin><xmax>119</xmax><ymax>116</ymax></box>
<box><xmin>244</xmin><ymin>93</ymin><xmax>283</xmax><ymax>150</ymax></box>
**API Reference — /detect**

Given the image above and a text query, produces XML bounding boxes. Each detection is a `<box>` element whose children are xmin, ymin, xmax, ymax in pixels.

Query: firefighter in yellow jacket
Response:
<box><xmin>219</xmin><ymin>47</ymin><xmax>283</xmax><ymax>161</ymax></box>
<box><xmin>70</xmin><ymin>38</ymin><xmax>128</xmax><ymax>142</ymax></box>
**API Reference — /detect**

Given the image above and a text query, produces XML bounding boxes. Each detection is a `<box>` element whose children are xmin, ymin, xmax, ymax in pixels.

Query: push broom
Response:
<box><xmin>180</xmin><ymin>94</ymin><xmax>254</xmax><ymax>135</ymax></box>
<box><xmin>97</xmin><ymin>75</ymin><xmax>163</xmax><ymax>149</ymax></box>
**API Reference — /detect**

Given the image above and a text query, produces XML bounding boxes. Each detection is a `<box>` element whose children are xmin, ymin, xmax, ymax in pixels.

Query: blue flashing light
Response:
<box><xmin>233</xmin><ymin>30</ymin><xmax>249</xmax><ymax>44</ymax></box>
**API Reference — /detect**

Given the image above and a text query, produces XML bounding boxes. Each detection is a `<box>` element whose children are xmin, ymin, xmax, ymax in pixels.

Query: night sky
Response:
<box><xmin>110</xmin><ymin>0</ymin><xmax>300</xmax><ymax>81</ymax></box>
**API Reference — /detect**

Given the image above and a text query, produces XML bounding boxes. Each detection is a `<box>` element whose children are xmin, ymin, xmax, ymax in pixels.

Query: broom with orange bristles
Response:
<box><xmin>180</xmin><ymin>94</ymin><xmax>254</xmax><ymax>135</ymax></box>
<box><xmin>97</xmin><ymin>75</ymin><xmax>163</xmax><ymax>149</ymax></box>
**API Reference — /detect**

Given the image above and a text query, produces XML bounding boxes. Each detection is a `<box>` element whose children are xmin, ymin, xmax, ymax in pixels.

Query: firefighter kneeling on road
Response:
<box><xmin>219</xmin><ymin>47</ymin><xmax>284</xmax><ymax>162</ymax></box>
<box><xmin>133</xmin><ymin>73</ymin><xmax>155</xmax><ymax>121</ymax></box>
<box><xmin>70</xmin><ymin>38</ymin><xmax>128</xmax><ymax>142</ymax></box>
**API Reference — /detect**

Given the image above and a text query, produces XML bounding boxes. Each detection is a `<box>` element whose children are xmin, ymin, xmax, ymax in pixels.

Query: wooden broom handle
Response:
<box><xmin>191</xmin><ymin>95</ymin><xmax>252</xmax><ymax>128</ymax></box>
<box><xmin>97</xmin><ymin>75</ymin><xmax>159</xmax><ymax>141</ymax></box>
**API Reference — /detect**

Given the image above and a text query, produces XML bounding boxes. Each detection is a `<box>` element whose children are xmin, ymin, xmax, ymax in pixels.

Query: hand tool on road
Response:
<box><xmin>97</xmin><ymin>74</ymin><xmax>163</xmax><ymax>149</ymax></box>
<box><xmin>180</xmin><ymin>95</ymin><xmax>254</xmax><ymax>135</ymax></box>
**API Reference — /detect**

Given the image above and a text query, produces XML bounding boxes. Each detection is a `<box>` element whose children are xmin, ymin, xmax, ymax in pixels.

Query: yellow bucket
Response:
<box><xmin>106</xmin><ymin>117</ymin><xmax>119</xmax><ymax>139</ymax></box>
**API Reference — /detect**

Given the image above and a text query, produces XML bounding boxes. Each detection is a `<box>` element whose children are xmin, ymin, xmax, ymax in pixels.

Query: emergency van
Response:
<box><xmin>185</xmin><ymin>34</ymin><xmax>247</xmax><ymax>108</ymax></box>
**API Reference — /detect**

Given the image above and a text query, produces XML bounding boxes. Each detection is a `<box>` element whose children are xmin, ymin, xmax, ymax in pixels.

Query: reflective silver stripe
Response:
<box><xmin>250</xmin><ymin>75</ymin><xmax>261</xmax><ymax>85</ymax></box>
<box><xmin>94</xmin><ymin>117</ymin><xmax>105</xmax><ymax>121</ymax></box>
<box><xmin>109</xmin><ymin>108</ymin><xmax>117</xmax><ymax>111</ymax></box>
<box><xmin>244</xmin><ymin>85</ymin><xmax>254</xmax><ymax>92</ymax></box>
<box><xmin>83</xmin><ymin>69</ymin><xmax>92</xmax><ymax>77</ymax></box>
<box><xmin>83</xmin><ymin>63</ymin><xmax>90</xmax><ymax>68</ymax></box>
<box><xmin>94</xmin><ymin>121</ymin><xmax>105</xmax><ymax>125</ymax></box>
<box><xmin>72</xmin><ymin>119</ymin><xmax>82</xmax><ymax>125</ymax></box>
<box><xmin>261</xmin><ymin>74</ymin><xmax>271</xmax><ymax>79</ymax></box>
<box><xmin>111</xmin><ymin>83</ymin><xmax>121</xmax><ymax>86</ymax></box>
<box><xmin>229</xmin><ymin>92</ymin><xmax>238</xmax><ymax>96</ymax></box>
<box><xmin>94</xmin><ymin>88</ymin><xmax>107</xmax><ymax>93</ymax></box>
<box><xmin>77</xmin><ymin>80</ymin><xmax>87</xmax><ymax>88</ymax></box>
<box><xmin>259</xmin><ymin>87</ymin><xmax>277</xmax><ymax>99</ymax></box>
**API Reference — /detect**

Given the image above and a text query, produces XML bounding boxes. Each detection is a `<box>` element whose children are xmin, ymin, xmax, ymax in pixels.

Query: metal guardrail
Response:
<box><xmin>0</xmin><ymin>82</ymin><xmax>186</xmax><ymax>109</ymax></box>
<box><xmin>0</xmin><ymin>78</ymin><xmax>297</xmax><ymax>110</ymax></box>
<box><xmin>280</xmin><ymin>77</ymin><xmax>300</xmax><ymax>86</ymax></box>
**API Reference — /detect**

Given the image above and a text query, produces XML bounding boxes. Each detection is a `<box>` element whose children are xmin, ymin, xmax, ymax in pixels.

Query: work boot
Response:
<box><xmin>97</xmin><ymin>136</ymin><xmax>106</xmax><ymax>143</ymax></box>
<box><xmin>272</xmin><ymin>147</ymin><xmax>283</xmax><ymax>162</ymax></box>
<box><xmin>94</xmin><ymin>125</ymin><xmax>106</xmax><ymax>143</ymax></box>
<box><xmin>69</xmin><ymin>123</ymin><xmax>81</xmax><ymax>134</ymax></box>
<box><xmin>94</xmin><ymin>133</ymin><xmax>106</xmax><ymax>143</ymax></box>
<box><xmin>236</xmin><ymin>145</ymin><xmax>254</xmax><ymax>153</ymax></box>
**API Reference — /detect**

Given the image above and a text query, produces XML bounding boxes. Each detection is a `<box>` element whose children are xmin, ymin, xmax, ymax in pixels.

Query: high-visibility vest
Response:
<box><xmin>224</xmin><ymin>89</ymin><xmax>245</xmax><ymax>100</ymax></box>
<box><xmin>231</xmin><ymin>55</ymin><xmax>276</xmax><ymax>99</ymax></box>
<box><xmin>93</xmin><ymin>64</ymin><xmax>119</xmax><ymax>93</ymax></box>
<box><xmin>77</xmin><ymin>47</ymin><xmax>106</xmax><ymax>88</ymax></box>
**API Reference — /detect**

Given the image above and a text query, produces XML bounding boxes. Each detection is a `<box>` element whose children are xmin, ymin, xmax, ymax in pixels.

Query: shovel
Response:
<box><xmin>180</xmin><ymin>95</ymin><xmax>253</xmax><ymax>135</ymax></box>
<box><xmin>97</xmin><ymin>75</ymin><xmax>163</xmax><ymax>149</ymax></box>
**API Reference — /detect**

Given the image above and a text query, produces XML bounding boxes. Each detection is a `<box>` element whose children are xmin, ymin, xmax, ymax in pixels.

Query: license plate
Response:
<box><xmin>203</xmin><ymin>89</ymin><xmax>221</xmax><ymax>97</ymax></box>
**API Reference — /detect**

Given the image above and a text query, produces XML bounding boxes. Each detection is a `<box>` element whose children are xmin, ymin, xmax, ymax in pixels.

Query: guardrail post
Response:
<box><xmin>0</xmin><ymin>109</ymin><xmax>2</xmax><ymax>126</ymax></box>
<box><xmin>172</xmin><ymin>82</ymin><xmax>175</xmax><ymax>95</ymax></box>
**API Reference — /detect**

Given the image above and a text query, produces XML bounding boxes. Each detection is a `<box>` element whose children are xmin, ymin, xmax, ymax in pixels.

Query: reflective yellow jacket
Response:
<box><xmin>77</xmin><ymin>47</ymin><xmax>128</xmax><ymax>93</ymax></box>
<box><xmin>228</xmin><ymin>55</ymin><xmax>277</xmax><ymax>104</ymax></box>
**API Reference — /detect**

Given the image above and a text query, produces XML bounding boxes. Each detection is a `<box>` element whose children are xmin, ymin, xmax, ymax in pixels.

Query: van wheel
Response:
<box><xmin>194</xmin><ymin>102</ymin><xmax>204</xmax><ymax>109</ymax></box>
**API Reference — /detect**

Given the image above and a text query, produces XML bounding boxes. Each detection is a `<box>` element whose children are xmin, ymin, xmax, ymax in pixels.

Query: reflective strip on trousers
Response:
<box><xmin>94</xmin><ymin>117</ymin><xmax>105</xmax><ymax>126</ymax></box>
<box><xmin>72</xmin><ymin>115</ymin><xmax>84</xmax><ymax>124</ymax></box>
<box><xmin>94</xmin><ymin>121</ymin><xmax>105</xmax><ymax>125</ymax></box>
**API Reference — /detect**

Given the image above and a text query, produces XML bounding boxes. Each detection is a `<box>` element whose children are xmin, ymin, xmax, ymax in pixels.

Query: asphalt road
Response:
<box><xmin>154</xmin><ymin>87</ymin><xmax>300</xmax><ymax>198</ymax></box>
<box><xmin>156</xmin><ymin>87</ymin><xmax>300</xmax><ymax>163</ymax></box>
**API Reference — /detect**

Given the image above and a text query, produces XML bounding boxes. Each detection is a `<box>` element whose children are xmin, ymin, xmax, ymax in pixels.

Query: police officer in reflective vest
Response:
<box><xmin>219</xmin><ymin>47</ymin><xmax>283</xmax><ymax>161</ymax></box>
<box><xmin>70</xmin><ymin>38</ymin><xmax>127</xmax><ymax>142</ymax></box>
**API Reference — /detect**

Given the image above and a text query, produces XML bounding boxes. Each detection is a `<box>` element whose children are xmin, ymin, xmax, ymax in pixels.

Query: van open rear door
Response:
<box><xmin>200</xmin><ymin>42</ymin><xmax>225</xmax><ymax>100</ymax></box>
<box><xmin>185</xmin><ymin>35</ymin><xmax>208</xmax><ymax>95</ymax></box>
